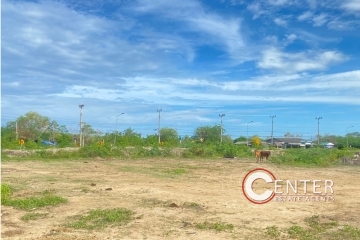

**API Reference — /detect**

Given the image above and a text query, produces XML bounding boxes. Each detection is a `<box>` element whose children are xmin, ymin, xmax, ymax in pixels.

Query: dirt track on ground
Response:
<box><xmin>1</xmin><ymin>158</ymin><xmax>360</xmax><ymax>239</ymax></box>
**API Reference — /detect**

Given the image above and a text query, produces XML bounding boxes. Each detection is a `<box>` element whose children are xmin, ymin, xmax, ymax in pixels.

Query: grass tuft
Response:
<box><xmin>325</xmin><ymin>225</ymin><xmax>360</xmax><ymax>240</ymax></box>
<box><xmin>195</xmin><ymin>221</ymin><xmax>234</xmax><ymax>232</ymax></box>
<box><xmin>8</xmin><ymin>195</ymin><xmax>67</xmax><ymax>210</ymax></box>
<box><xmin>66</xmin><ymin>208</ymin><xmax>134</xmax><ymax>230</ymax></box>
<box><xmin>265</xmin><ymin>225</ymin><xmax>281</xmax><ymax>238</ymax></box>
<box><xmin>21</xmin><ymin>212</ymin><xmax>49</xmax><ymax>221</ymax></box>
<box><xmin>1</xmin><ymin>183</ymin><xmax>13</xmax><ymax>205</ymax></box>
<box><xmin>263</xmin><ymin>215</ymin><xmax>350</xmax><ymax>240</ymax></box>
<box><xmin>1</xmin><ymin>183</ymin><xmax>67</xmax><ymax>210</ymax></box>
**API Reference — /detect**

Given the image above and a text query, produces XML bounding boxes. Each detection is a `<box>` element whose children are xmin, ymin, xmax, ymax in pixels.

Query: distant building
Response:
<box><xmin>264</xmin><ymin>137</ymin><xmax>312</xmax><ymax>148</ymax></box>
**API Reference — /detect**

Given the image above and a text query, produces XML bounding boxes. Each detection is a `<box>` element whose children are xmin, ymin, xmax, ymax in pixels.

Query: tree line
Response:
<box><xmin>1</xmin><ymin>111</ymin><xmax>359</xmax><ymax>149</ymax></box>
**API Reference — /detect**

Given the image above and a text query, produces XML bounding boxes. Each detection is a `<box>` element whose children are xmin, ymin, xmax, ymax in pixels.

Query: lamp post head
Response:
<box><xmin>116</xmin><ymin>113</ymin><xmax>124</xmax><ymax>119</ymax></box>
<box><xmin>347</xmin><ymin>126</ymin><xmax>354</xmax><ymax>131</ymax></box>
<box><xmin>79</xmin><ymin>104</ymin><xmax>84</xmax><ymax>109</ymax></box>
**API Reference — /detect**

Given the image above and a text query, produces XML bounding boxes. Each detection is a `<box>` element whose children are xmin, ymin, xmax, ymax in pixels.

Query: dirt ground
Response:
<box><xmin>1</xmin><ymin>157</ymin><xmax>360</xmax><ymax>239</ymax></box>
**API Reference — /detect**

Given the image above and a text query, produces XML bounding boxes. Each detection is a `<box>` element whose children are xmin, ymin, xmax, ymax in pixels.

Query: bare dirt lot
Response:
<box><xmin>1</xmin><ymin>157</ymin><xmax>360</xmax><ymax>239</ymax></box>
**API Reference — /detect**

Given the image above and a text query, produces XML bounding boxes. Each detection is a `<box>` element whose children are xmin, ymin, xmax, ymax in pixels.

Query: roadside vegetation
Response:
<box><xmin>269</xmin><ymin>148</ymin><xmax>353</xmax><ymax>167</ymax></box>
<box><xmin>1</xmin><ymin>111</ymin><xmax>359</xmax><ymax>167</ymax></box>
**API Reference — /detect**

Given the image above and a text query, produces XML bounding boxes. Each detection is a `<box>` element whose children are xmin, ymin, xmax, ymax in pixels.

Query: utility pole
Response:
<box><xmin>79</xmin><ymin>104</ymin><xmax>84</xmax><ymax>147</ymax></box>
<box><xmin>270</xmin><ymin>115</ymin><xmax>276</xmax><ymax>146</ymax></box>
<box><xmin>346</xmin><ymin>126</ymin><xmax>354</xmax><ymax>149</ymax></box>
<box><xmin>157</xmin><ymin>109</ymin><xmax>162</xmax><ymax>144</ymax></box>
<box><xmin>219</xmin><ymin>114</ymin><xmax>225</xmax><ymax>143</ymax></box>
<box><xmin>247</xmin><ymin>121</ymin><xmax>253</xmax><ymax>146</ymax></box>
<box><xmin>114</xmin><ymin>113</ymin><xmax>124</xmax><ymax>145</ymax></box>
<box><xmin>315</xmin><ymin>117</ymin><xmax>322</xmax><ymax>145</ymax></box>
<box><xmin>15</xmin><ymin>121</ymin><xmax>19</xmax><ymax>141</ymax></box>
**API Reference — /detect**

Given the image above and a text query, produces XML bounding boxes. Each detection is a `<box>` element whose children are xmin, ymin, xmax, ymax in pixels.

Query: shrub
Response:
<box><xmin>270</xmin><ymin>148</ymin><xmax>349</xmax><ymax>166</ymax></box>
<box><xmin>79</xmin><ymin>144</ymin><xmax>112</xmax><ymax>158</ymax></box>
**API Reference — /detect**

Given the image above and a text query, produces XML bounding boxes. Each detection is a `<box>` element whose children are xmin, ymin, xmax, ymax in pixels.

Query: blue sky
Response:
<box><xmin>2</xmin><ymin>0</ymin><xmax>360</xmax><ymax>140</ymax></box>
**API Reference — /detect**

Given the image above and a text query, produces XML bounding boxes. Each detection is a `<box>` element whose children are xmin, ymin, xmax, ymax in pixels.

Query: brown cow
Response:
<box><xmin>260</xmin><ymin>150</ymin><xmax>271</xmax><ymax>162</ymax></box>
<box><xmin>255</xmin><ymin>150</ymin><xmax>261</xmax><ymax>163</ymax></box>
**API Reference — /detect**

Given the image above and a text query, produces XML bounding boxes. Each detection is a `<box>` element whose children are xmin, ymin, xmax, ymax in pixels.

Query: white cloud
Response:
<box><xmin>54</xmin><ymin>85</ymin><xmax>124</xmax><ymax>101</ymax></box>
<box><xmin>297</xmin><ymin>12</ymin><xmax>328</xmax><ymax>27</ymax></box>
<box><xmin>285</xmin><ymin>34</ymin><xmax>297</xmax><ymax>44</ymax></box>
<box><xmin>274</xmin><ymin>17</ymin><xmax>287</xmax><ymax>26</ymax></box>
<box><xmin>247</xmin><ymin>2</ymin><xmax>267</xmax><ymax>19</ymax></box>
<box><xmin>306</xmin><ymin>0</ymin><xmax>318</xmax><ymax>9</ymax></box>
<box><xmin>312</xmin><ymin>13</ymin><xmax>328</xmax><ymax>26</ymax></box>
<box><xmin>257</xmin><ymin>48</ymin><xmax>347</xmax><ymax>73</ymax></box>
<box><xmin>268</xmin><ymin>0</ymin><xmax>291</xmax><ymax>5</ymax></box>
<box><xmin>298</xmin><ymin>11</ymin><xmax>313</xmax><ymax>21</ymax></box>
<box><xmin>132</xmin><ymin>0</ymin><xmax>245</xmax><ymax>61</ymax></box>
<box><xmin>327</xmin><ymin>19</ymin><xmax>358</xmax><ymax>30</ymax></box>
<box><xmin>295</xmin><ymin>30</ymin><xmax>340</xmax><ymax>45</ymax></box>
<box><xmin>278</xmin><ymin>71</ymin><xmax>360</xmax><ymax>91</ymax></box>
<box><xmin>2</xmin><ymin>82</ymin><xmax>21</xmax><ymax>88</ymax></box>
<box><xmin>342</xmin><ymin>0</ymin><xmax>360</xmax><ymax>11</ymax></box>
<box><xmin>52</xmin><ymin>70</ymin><xmax>360</xmax><ymax>107</ymax></box>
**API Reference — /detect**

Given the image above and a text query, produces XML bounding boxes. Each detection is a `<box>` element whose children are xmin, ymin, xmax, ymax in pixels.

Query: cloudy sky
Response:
<box><xmin>2</xmin><ymin>0</ymin><xmax>360</xmax><ymax>140</ymax></box>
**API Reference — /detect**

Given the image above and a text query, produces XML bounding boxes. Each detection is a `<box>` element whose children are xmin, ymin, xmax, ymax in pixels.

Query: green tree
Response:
<box><xmin>82</xmin><ymin>123</ymin><xmax>97</xmax><ymax>145</ymax></box>
<box><xmin>143</xmin><ymin>134</ymin><xmax>158</xmax><ymax>146</ymax></box>
<box><xmin>1</xmin><ymin>126</ymin><xmax>18</xmax><ymax>149</ymax></box>
<box><xmin>233</xmin><ymin>136</ymin><xmax>247</xmax><ymax>143</ymax></box>
<box><xmin>14</xmin><ymin>111</ymin><xmax>51</xmax><ymax>141</ymax></box>
<box><xmin>115</xmin><ymin>128</ymin><xmax>143</xmax><ymax>146</ymax></box>
<box><xmin>194</xmin><ymin>125</ymin><xmax>224</xmax><ymax>144</ymax></box>
<box><xmin>159</xmin><ymin>128</ymin><xmax>179</xmax><ymax>146</ymax></box>
<box><xmin>1</xmin><ymin>111</ymin><xmax>70</xmax><ymax>148</ymax></box>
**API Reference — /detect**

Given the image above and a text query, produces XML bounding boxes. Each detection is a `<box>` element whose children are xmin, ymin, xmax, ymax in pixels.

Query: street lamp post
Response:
<box><xmin>114</xmin><ymin>113</ymin><xmax>124</xmax><ymax>145</ymax></box>
<box><xmin>79</xmin><ymin>104</ymin><xmax>84</xmax><ymax>147</ymax></box>
<box><xmin>346</xmin><ymin>126</ymin><xmax>354</xmax><ymax>149</ymax></box>
<box><xmin>157</xmin><ymin>109</ymin><xmax>162</xmax><ymax>144</ymax></box>
<box><xmin>315</xmin><ymin>117</ymin><xmax>322</xmax><ymax>145</ymax></box>
<box><xmin>270</xmin><ymin>115</ymin><xmax>276</xmax><ymax>146</ymax></box>
<box><xmin>219</xmin><ymin>114</ymin><xmax>225</xmax><ymax>143</ymax></box>
<box><xmin>247</xmin><ymin>121</ymin><xmax>253</xmax><ymax>146</ymax></box>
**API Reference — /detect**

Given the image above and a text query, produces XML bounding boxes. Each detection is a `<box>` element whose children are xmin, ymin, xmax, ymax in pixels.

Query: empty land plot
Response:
<box><xmin>1</xmin><ymin>158</ymin><xmax>360</xmax><ymax>239</ymax></box>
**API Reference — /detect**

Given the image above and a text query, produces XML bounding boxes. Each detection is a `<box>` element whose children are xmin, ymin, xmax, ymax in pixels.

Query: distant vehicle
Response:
<box><xmin>42</xmin><ymin>140</ymin><xmax>56</xmax><ymax>146</ymax></box>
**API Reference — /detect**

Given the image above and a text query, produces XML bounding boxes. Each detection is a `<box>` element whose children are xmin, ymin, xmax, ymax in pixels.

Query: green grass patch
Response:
<box><xmin>287</xmin><ymin>225</ymin><xmax>318</xmax><ymax>240</ymax></box>
<box><xmin>5</xmin><ymin>194</ymin><xmax>67</xmax><ymax>211</ymax></box>
<box><xmin>304</xmin><ymin>215</ymin><xmax>338</xmax><ymax>234</ymax></box>
<box><xmin>326</xmin><ymin>225</ymin><xmax>360</xmax><ymax>240</ymax></box>
<box><xmin>262</xmin><ymin>215</ymin><xmax>358</xmax><ymax>240</ymax></box>
<box><xmin>21</xmin><ymin>212</ymin><xmax>49</xmax><ymax>221</ymax></box>
<box><xmin>1</xmin><ymin>183</ymin><xmax>13</xmax><ymax>204</ymax></box>
<box><xmin>265</xmin><ymin>225</ymin><xmax>281</xmax><ymax>238</ymax></box>
<box><xmin>1</xmin><ymin>184</ymin><xmax>67</xmax><ymax>211</ymax></box>
<box><xmin>195</xmin><ymin>221</ymin><xmax>234</xmax><ymax>232</ymax></box>
<box><xmin>66</xmin><ymin>208</ymin><xmax>134</xmax><ymax>230</ymax></box>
